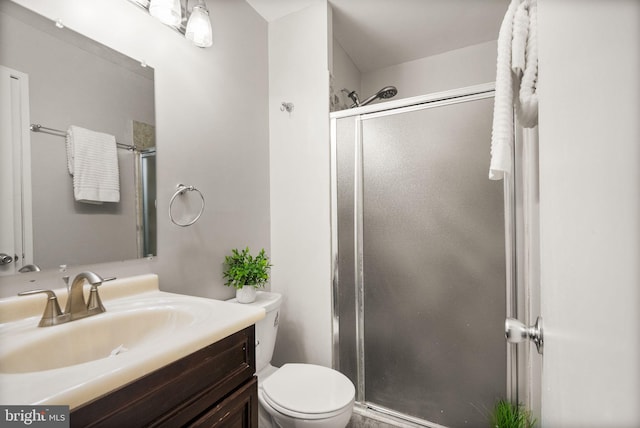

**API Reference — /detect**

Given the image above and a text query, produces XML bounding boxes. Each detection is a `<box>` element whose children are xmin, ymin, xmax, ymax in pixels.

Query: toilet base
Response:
<box><xmin>257</xmin><ymin>364</ymin><xmax>279</xmax><ymax>428</ymax></box>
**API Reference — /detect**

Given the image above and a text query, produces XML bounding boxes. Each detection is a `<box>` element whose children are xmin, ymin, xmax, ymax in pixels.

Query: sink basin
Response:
<box><xmin>0</xmin><ymin>274</ymin><xmax>265</xmax><ymax>408</ymax></box>
<box><xmin>1</xmin><ymin>304</ymin><xmax>195</xmax><ymax>374</ymax></box>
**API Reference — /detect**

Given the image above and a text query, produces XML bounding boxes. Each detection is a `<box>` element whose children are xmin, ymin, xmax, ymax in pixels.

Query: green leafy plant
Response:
<box><xmin>490</xmin><ymin>399</ymin><xmax>536</xmax><ymax>428</ymax></box>
<box><xmin>223</xmin><ymin>247</ymin><xmax>272</xmax><ymax>289</ymax></box>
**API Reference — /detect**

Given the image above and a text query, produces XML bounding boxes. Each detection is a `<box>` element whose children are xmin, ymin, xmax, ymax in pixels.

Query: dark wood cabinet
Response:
<box><xmin>71</xmin><ymin>326</ymin><xmax>257</xmax><ymax>428</ymax></box>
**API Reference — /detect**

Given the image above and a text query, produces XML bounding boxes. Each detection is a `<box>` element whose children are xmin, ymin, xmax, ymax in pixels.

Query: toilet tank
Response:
<box><xmin>227</xmin><ymin>291</ymin><xmax>282</xmax><ymax>372</ymax></box>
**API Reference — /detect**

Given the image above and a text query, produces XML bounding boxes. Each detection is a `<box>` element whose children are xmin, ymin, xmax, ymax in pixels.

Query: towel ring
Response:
<box><xmin>169</xmin><ymin>184</ymin><xmax>205</xmax><ymax>227</ymax></box>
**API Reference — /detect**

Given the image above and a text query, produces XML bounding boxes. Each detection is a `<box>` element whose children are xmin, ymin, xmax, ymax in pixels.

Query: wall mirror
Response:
<box><xmin>0</xmin><ymin>1</ymin><xmax>156</xmax><ymax>277</ymax></box>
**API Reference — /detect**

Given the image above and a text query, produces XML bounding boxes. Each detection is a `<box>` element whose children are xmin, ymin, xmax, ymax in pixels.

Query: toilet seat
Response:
<box><xmin>260</xmin><ymin>363</ymin><xmax>355</xmax><ymax>420</ymax></box>
<box><xmin>260</xmin><ymin>389</ymin><xmax>352</xmax><ymax>420</ymax></box>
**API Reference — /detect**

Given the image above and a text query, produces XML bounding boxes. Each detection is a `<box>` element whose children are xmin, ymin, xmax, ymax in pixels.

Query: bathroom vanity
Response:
<box><xmin>0</xmin><ymin>274</ymin><xmax>265</xmax><ymax>427</ymax></box>
<box><xmin>71</xmin><ymin>326</ymin><xmax>257</xmax><ymax>427</ymax></box>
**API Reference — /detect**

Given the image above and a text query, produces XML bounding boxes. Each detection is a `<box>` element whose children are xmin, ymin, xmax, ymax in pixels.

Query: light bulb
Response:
<box><xmin>149</xmin><ymin>0</ymin><xmax>181</xmax><ymax>27</ymax></box>
<box><xmin>185</xmin><ymin>4</ymin><xmax>213</xmax><ymax>47</ymax></box>
<box><xmin>131</xmin><ymin>0</ymin><xmax>150</xmax><ymax>7</ymax></box>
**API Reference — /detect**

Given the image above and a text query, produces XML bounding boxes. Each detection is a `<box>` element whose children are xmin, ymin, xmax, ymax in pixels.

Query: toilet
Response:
<box><xmin>228</xmin><ymin>291</ymin><xmax>355</xmax><ymax>428</ymax></box>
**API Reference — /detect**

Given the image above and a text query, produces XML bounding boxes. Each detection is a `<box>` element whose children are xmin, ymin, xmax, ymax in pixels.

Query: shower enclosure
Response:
<box><xmin>330</xmin><ymin>84</ymin><xmax>515</xmax><ymax>427</ymax></box>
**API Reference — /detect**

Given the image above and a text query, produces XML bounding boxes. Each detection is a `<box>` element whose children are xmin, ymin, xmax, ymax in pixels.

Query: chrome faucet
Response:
<box><xmin>18</xmin><ymin>271</ymin><xmax>115</xmax><ymax>327</ymax></box>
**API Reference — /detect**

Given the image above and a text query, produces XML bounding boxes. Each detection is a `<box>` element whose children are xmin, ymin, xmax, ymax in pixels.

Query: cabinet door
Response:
<box><xmin>71</xmin><ymin>327</ymin><xmax>255</xmax><ymax>428</ymax></box>
<box><xmin>190</xmin><ymin>377</ymin><xmax>258</xmax><ymax>428</ymax></box>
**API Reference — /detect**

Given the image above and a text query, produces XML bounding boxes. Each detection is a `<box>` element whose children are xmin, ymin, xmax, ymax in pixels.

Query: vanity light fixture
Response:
<box><xmin>128</xmin><ymin>0</ymin><xmax>213</xmax><ymax>48</ymax></box>
<box><xmin>131</xmin><ymin>0</ymin><xmax>150</xmax><ymax>7</ymax></box>
<box><xmin>185</xmin><ymin>0</ymin><xmax>213</xmax><ymax>47</ymax></box>
<box><xmin>149</xmin><ymin>0</ymin><xmax>181</xmax><ymax>26</ymax></box>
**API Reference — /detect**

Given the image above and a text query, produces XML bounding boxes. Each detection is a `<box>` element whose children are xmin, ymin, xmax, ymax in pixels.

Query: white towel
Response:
<box><xmin>489</xmin><ymin>0</ymin><xmax>521</xmax><ymax>181</ymax></box>
<box><xmin>66</xmin><ymin>125</ymin><xmax>120</xmax><ymax>203</ymax></box>
<box><xmin>516</xmin><ymin>0</ymin><xmax>538</xmax><ymax>128</ymax></box>
<box><xmin>490</xmin><ymin>0</ymin><xmax>539</xmax><ymax>180</ymax></box>
<box><xmin>511</xmin><ymin>1</ymin><xmax>529</xmax><ymax>75</ymax></box>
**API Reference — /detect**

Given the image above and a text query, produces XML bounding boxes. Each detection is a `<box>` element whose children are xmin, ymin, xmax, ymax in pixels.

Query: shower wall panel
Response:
<box><xmin>335</xmin><ymin>95</ymin><xmax>507</xmax><ymax>427</ymax></box>
<box><xmin>336</xmin><ymin>116</ymin><xmax>357</xmax><ymax>387</ymax></box>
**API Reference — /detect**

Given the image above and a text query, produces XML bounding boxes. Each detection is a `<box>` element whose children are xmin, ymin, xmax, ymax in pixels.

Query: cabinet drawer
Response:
<box><xmin>188</xmin><ymin>376</ymin><xmax>257</xmax><ymax>427</ymax></box>
<box><xmin>71</xmin><ymin>326</ymin><xmax>255</xmax><ymax>428</ymax></box>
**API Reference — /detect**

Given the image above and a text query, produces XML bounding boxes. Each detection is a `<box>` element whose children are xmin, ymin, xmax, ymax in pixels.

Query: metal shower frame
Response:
<box><xmin>329</xmin><ymin>82</ymin><xmax>520</xmax><ymax>427</ymax></box>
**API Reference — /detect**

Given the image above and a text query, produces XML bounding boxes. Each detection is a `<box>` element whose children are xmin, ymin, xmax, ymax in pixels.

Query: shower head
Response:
<box><xmin>358</xmin><ymin>85</ymin><xmax>398</xmax><ymax>107</ymax></box>
<box><xmin>376</xmin><ymin>86</ymin><xmax>398</xmax><ymax>99</ymax></box>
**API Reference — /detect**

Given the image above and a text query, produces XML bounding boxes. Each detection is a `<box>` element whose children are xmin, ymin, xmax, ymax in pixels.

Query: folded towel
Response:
<box><xmin>490</xmin><ymin>0</ymin><xmax>539</xmax><ymax>180</ymax></box>
<box><xmin>66</xmin><ymin>125</ymin><xmax>120</xmax><ymax>203</ymax></box>
<box><xmin>489</xmin><ymin>0</ymin><xmax>521</xmax><ymax>180</ymax></box>
<box><xmin>511</xmin><ymin>1</ymin><xmax>529</xmax><ymax>75</ymax></box>
<box><xmin>516</xmin><ymin>0</ymin><xmax>538</xmax><ymax>128</ymax></box>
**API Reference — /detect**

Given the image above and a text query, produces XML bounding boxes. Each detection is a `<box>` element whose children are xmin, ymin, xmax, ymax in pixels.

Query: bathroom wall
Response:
<box><xmin>0</xmin><ymin>4</ymin><xmax>152</xmax><ymax>268</ymax></box>
<box><xmin>268</xmin><ymin>3</ymin><xmax>332</xmax><ymax>367</ymax></box>
<box><xmin>331</xmin><ymin>37</ymin><xmax>360</xmax><ymax>111</ymax></box>
<box><xmin>361</xmin><ymin>40</ymin><xmax>497</xmax><ymax>100</ymax></box>
<box><xmin>330</xmin><ymin>39</ymin><xmax>497</xmax><ymax>113</ymax></box>
<box><xmin>0</xmin><ymin>0</ymin><xmax>270</xmax><ymax>299</ymax></box>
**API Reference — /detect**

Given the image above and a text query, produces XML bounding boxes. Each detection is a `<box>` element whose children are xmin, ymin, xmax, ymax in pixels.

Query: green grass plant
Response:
<box><xmin>490</xmin><ymin>399</ymin><xmax>536</xmax><ymax>428</ymax></box>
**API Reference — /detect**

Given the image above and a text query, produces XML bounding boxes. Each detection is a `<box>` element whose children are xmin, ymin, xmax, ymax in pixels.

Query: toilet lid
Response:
<box><xmin>261</xmin><ymin>364</ymin><xmax>355</xmax><ymax>416</ymax></box>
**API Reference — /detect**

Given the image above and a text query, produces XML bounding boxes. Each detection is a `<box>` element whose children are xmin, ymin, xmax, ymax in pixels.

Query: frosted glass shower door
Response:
<box><xmin>351</xmin><ymin>96</ymin><xmax>506</xmax><ymax>427</ymax></box>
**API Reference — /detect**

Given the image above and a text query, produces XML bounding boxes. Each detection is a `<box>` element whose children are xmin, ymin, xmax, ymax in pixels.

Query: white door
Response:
<box><xmin>537</xmin><ymin>1</ymin><xmax>640</xmax><ymax>426</ymax></box>
<box><xmin>0</xmin><ymin>65</ymin><xmax>33</xmax><ymax>275</ymax></box>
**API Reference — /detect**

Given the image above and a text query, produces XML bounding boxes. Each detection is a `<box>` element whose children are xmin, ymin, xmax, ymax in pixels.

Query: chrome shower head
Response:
<box><xmin>376</xmin><ymin>86</ymin><xmax>398</xmax><ymax>99</ymax></box>
<box><xmin>359</xmin><ymin>85</ymin><xmax>398</xmax><ymax>107</ymax></box>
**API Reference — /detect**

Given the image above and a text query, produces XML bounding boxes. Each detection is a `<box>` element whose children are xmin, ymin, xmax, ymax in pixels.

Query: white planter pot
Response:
<box><xmin>236</xmin><ymin>286</ymin><xmax>257</xmax><ymax>303</ymax></box>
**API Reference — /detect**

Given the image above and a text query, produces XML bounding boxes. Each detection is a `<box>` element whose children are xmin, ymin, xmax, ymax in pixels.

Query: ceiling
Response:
<box><xmin>245</xmin><ymin>0</ymin><xmax>509</xmax><ymax>73</ymax></box>
<box><xmin>244</xmin><ymin>0</ymin><xmax>324</xmax><ymax>22</ymax></box>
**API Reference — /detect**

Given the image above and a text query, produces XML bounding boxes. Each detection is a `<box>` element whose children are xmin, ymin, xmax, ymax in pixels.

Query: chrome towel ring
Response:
<box><xmin>169</xmin><ymin>184</ymin><xmax>205</xmax><ymax>227</ymax></box>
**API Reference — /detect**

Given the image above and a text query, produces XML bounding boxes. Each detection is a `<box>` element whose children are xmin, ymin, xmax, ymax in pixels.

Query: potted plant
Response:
<box><xmin>489</xmin><ymin>399</ymin><xmax>536</xmax><ymax>428</ymax></box>
<box><xmin>223</xmin><ymin>247</ymin><xmax>272</xmax><ymax>303</ymax></box>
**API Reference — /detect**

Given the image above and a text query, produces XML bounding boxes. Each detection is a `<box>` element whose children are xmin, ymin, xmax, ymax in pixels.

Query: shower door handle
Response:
<box><xmin>505</xmin><ymin>316</ymin><xmax>543</xmax><ymax>355</ymax></box>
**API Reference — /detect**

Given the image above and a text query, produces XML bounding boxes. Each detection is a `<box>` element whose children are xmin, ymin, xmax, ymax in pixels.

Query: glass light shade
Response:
<box><xmin>185</xmin><ymin>5</ymin><xmax>213</xmax><ymax>48</ymax></box>
<box><xmin>149</xmin><ymin>0</ymin><xmax>181</xmax><ymax>27</ymax></box>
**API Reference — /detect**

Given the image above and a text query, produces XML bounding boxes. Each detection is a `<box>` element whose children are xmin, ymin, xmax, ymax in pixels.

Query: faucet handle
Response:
<box><xmin>17</xmin><ymin>289</ymin><xmax>68</xmax><ymax>327</ymax></box>
<box><xmin>86</xmin><ymin>277</ymin><xmax>116</xmax><ymax>314</ymax></box>
<box><xmin>86</xmin><ymin>283</ymin><xmax>106</xmax><ymax>313</ymax></box>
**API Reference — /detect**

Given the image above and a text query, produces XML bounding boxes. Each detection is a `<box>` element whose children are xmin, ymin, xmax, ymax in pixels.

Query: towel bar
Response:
<box><xmin>30</xmin><ymin>123</ymin><xmax>136</xmax><ymax>151</ymax></box>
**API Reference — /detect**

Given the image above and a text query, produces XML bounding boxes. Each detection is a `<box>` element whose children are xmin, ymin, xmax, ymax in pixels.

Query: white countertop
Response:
<box><xmin>0</xmin><ymin>274</ymin><xmax>265</xmax><ymax>408</ymax></box>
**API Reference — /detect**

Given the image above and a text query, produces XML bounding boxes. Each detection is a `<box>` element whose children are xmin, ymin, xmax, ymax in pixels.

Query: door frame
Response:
<box><xmin>0</xmin><ymin>65</ymin><xmax>33</xmax><ymax>275</ymax></box>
